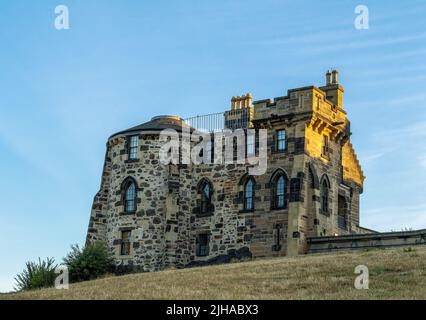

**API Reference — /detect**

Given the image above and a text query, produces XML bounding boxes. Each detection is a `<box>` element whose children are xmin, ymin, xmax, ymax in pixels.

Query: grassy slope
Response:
<box><xmin>3</xmin><ymin>246</ymin><xmax>426</xmax><ymax>300</ymax></box>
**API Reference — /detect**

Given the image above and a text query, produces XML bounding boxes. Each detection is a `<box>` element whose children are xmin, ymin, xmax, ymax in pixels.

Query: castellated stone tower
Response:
<box><xmin>87</xmin><ymin>71</ymin><xmax>369</xmax><ymax>272</ymax></box>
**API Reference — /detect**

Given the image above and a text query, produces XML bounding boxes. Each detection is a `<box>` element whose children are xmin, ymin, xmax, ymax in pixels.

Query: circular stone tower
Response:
<box><xmin>87</xmin><ymin>115</ymin><xmax>189</xmax><ymax>272</ymax></box>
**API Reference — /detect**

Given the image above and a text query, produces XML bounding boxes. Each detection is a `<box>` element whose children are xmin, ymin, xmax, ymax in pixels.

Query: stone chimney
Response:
<box><xmin>326</xmin><ymin>70</ymin><xmax>332</xmax><ymax>85</ymax></box>
<box><xmin>241</xmin><ymin>94</ymin><xmax>246</xmax><ymax>108</ymax></box>
<box><xmin>230</xmin><ymin>93</ymin><xmax>253</xmax><ymax>110</ymax></box>
<box><xmin>246</xmin><ymin>92</ymin><xmax>253</xmax><ymax>107</ymax></box>
<box><xmin>320</xmin><ymin>70</ymin><xmax>344</xmax><ymax>107</ymax></box>
<box><xmin>231</xmin><ymin>96</ymin><xmax>237</xmax><ymax>110</ymax></box>
<box><xmin>331</xmin><ymin>69</ymin><xmax>339</xmax><ymax>84</ymax></box>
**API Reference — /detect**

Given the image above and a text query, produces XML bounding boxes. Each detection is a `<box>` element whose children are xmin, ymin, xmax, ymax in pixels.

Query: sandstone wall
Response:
<box><xmin>86</xmin><ymin>80</ymin><xmax>367</xmax><ymax>270</ymax></box>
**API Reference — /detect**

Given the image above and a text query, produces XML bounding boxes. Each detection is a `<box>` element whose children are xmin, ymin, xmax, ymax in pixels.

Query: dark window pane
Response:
<box><xmin>276</xmin><ymin>176</ymin><xmax>286</xmax><ymax>208</ymax></box>
<box><xmin>200</xmin><ymin>182</ymin><xmax>212</xmax><ymax>214</ymax></box>
<box><xmin>125</xmin><ymin>182</ymin><xmax>136</xmax><ymax>212</ymax></box>
<box><xmin>196</xmin><ymin>234</ymin><xmax>209</xmax><ymax>256</ymax></box>
<box><xmin>121</xmin><ymin>231</ymin><xmax>131</xmax><ymax>255</ymax></box>
<box><xmin>244</xmin><ymin>179</ymin><xmax>254</xmax><ymax>210</ymax></box>
<box><xmin>321</xmin><ymin>180</ymin><xmax>329</xmax><ymax>213</ymax></box>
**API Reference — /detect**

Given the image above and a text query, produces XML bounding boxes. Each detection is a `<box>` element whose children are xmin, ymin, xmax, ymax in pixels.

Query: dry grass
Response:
<box><xmin>3</xmin><ymin>246</ymin><xmax>426</xmax><ymax>300</ymax></box>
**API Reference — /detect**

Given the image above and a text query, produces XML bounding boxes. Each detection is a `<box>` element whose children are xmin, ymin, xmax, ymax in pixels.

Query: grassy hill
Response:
<box><xmin>2</xmin><ymin>246</ymin><xmax>426</xmax><ymax>300</ymax></box>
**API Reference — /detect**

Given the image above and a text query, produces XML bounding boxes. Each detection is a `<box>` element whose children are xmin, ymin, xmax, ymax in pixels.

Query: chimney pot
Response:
<box><xmin>331</xmin><ymin>69</ymin><xmax>339</xmax><ymax>84</ymax></box>
<box><xmin>326</xmin><ymin>70</ymin><xmax>332</xmax><ymax>85</ymax></box>
<box><xmin>231</xmin><ymin>96</ymin><xmax>237</xmax><ymax>110</ymax></box>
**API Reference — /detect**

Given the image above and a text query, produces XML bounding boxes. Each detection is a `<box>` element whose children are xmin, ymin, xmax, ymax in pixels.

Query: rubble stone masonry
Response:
<box><xmin>87</xmin><ymin>71</ymin><xmax>373</xmax><ymax>271</ymax></box>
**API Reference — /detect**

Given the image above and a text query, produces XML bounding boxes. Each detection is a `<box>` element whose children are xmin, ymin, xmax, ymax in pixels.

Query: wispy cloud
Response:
<box><xmin>363</xmin><ymin>204</ymin><xmax>426</xmax><ymax>232</ymax></box>
<box><xmin>358</xmin><ymin>150</ymin><xmax>388</xmax><ymax>165</ymax></box>
<box><xmin>358</xmin><ymin>121</ymin><xmax>426</xmax><ymax>167</ymax></box>
<box><xmin>379</xmin><ymin>121</ymin><xmax>426</xmax><ymax>138</ymax></box>
<box><xmin>387</xmin><ymin>93</ymin><xmax>426</xmax><ymax>107</ymax></box>
<box><xmin>326</xmin><ymin>32</ymin><xmax>426</xmax><ymax>51</ymax></box>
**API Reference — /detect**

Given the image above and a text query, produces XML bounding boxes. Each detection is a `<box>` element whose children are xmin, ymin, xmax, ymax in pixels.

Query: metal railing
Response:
<box><xmin>184</xmin><ymin>112</ymin><xmax>225</xmax><ymax>132</ymax></box>
<box><xmin>184</xmin><ymin>108</ymin><xmax>252</xmax><ymax>132</ymax></box>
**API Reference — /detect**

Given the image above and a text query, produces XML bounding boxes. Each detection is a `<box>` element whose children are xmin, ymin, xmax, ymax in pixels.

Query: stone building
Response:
<box><xmin>87</xmin><ymin>70</ymin><xmax>371</xmax><ymax>271</ymax></box>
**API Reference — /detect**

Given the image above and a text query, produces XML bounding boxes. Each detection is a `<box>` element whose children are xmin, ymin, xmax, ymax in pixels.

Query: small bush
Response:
<box><xmin>14</xmin><ymin>257</ymin><xmax>57</xmax><ymax>291</ymax></box>
<box><xmin>63</xmin><ymin>242</ymin><xmax>114</xmax><ymax>283</ymax></box>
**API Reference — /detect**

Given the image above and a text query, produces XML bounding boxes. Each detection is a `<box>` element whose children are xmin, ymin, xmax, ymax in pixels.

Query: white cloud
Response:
<box><xmin>358</xmin><ymin>151</ymin><xmax>387</xmax><ymax>165</ymax></box>
<box><xmin>387</xmin><ymin>93</ymin><xmax>426</xmax><ymax>107</ymax></box>
<box><xmin>358</xmin><ymin>121</ymin><xmax>426</xmax><ymax>168</ymax></box>
<box><xmin>370</xmin><ymin>121</ymin><xmax>426</xmax><ymax>151</ymax></box>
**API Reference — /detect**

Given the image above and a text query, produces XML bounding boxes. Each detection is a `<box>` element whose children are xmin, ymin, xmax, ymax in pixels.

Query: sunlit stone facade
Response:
<box><xmin>87</xmin><ymin>71</ymin><xmax>369</xmax><ymax>271</ymax></box>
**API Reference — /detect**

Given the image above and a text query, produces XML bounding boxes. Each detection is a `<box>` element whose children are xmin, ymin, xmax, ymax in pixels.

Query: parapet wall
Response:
<box><xmin>307</xmin><ymin>229</ymin><xmax>426</xmax><ymax>253</ymax></box>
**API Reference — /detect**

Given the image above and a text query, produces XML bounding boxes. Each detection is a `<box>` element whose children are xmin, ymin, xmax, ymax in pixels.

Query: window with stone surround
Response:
<box><xmin>124</xmin><ymin>181</ymin><xmax>136</xmax><ymax>213</ymax></box>
<box><xmin>244</xmin><ymin>178</ymin><xmax>255</xmax><ymax>211</ymax></box>
<box><xmin>128</xmin><ymin>135</ymin><xmax>139</xmax><ymax>160</ymax></box>
<box><xmin>277</xmin><ymin>130</ymin><xmax>286</xmax><ymax>152</ymax></box>
<box><xmin>338</xmin><ymin>195</ymin><xmax>348</xmax><ymax>230</ymax></box>
<box><xmin>194</xmin><ymin>179</ymin><xmax>215</xmax><ymax>216</ymax></box>
<box><xmin>247</xmin><ymin>134</ymin><xmax>255</xmax><ymax>157</ymax></box>
<box><xmin>205</xmin><ymin>139</ymin><xmax>213</xmax><ymax>164</ymax></box>
<box><xmin>201</xmin><ymin>183</ymin><xmax>211</xmax><ymax>214</ymax></box>
<box><xmin>321</xmin><ymin>176</ymin><xmax>330</xmax><ymax>214</ymax></box>
<box><xmin>322</xmin><ymin>135</ymin><xmax>330</xmax><ymax>158</ymax></box>
<box><xmin>120</xmin><ymin>230</ymin><xmax>131</xmax><ymax>256</ymax></box>
<box><xmin>196</xmin><ymin>233</ymin><xmax>209</xmax><ymax>257</ymax></box>
<box><xmin>270</xmin><ymin>169</ymin><xmax>289</xmax><ymax>210</ymax></box>
<box><xmin>276</xmin><ymin>176</ymin><xmax>286</xmax><ymax>208</ymax></box>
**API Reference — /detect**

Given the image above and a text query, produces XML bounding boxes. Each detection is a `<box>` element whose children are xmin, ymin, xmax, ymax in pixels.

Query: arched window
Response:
<box><xmin>321</xmin><ymin>177</ymin><xmax>330</xmax><ymax>214</ymax></box>
<box><xmin>124</xmin><ymin>181</ymin><xmax>136</xmax><ymax>213</ymax></box>
<box><xmin>244</xmin><ymin>178</ymin><xmax>254</xmax><ymax>211</ymax></box>
<box><xmin>276</xmin><ymin>176</ymin><xmax>286</xmax><ymax>209</ymax></box>
<box><xmin>270</xmin><ymin>169</ymin><xmax>288</xmax><ymax>210</ymax></box>
<box><xmin>199</xmin><ymin>179</ymin><xmax>213</xmax><ymax>214</ymax></box>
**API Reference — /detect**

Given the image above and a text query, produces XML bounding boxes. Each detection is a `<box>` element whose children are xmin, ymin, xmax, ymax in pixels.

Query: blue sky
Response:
<box><xmin>1</xmin><ymin>0</ymin><xmax>426</xmax><ymax>292</ymax></box>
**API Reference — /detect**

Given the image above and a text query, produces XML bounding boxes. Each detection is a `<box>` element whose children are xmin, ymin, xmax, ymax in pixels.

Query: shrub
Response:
<box><xmin>14</xmin><ymin>257</ymin><xmax>57</xmax><ymax>291</ymax></box>
<box><xmin>63</xmin><ymin>242</ymin><xmax>114</xmax><ymax>283</ymax></box>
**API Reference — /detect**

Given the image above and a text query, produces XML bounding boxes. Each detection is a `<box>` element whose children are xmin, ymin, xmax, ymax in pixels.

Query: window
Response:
<box><xmin>205</xmin><ymin>140</ymin><xmax>213</xmax><ymax>164</ymax></box>
<box><xmin>201</xmin><ymin>181</ymin><xmax>212</xmax><ymax>214</ymax></box>
<box><xmin>338</xmin><ymin>195</ymin><xmax>347</xmax><ymax>229</ymax></box>
<box><xmin>247</xmin><ymin>134</ymin><xmax>255</xmax><ymax>157</ymax></box>
<box><xmin>272</xmin><ymin>224</ymin><xmax>282</xmax><ymax>251</ymax></box>
<box><xmin>270</xmin><ymin>171</ymin><xmax>288</xmax><ymax>210</ymax></box>
<box><xmin>129</xmin><ymin>135</ymin><xmax>139</xmax><ymax>160</ymax></box>
<box><xmin>244</xmin><ymin>178</ymin><xmax>254</xmax><ymax>211</ymax></box>
<box><xmin>321</xmin><ymin>178</ymin><xmax>329</xmax><ymax>214</ymax></box>
<box><xmin>322</xmin><ymin>135</ymin><xmax>329</xmax><ymax>157</ymax></box>
<box><xmin>276</xmin><ymin>176</ymin><xmax>286</xmax><ymax>209</ymax></box>
<box><xmin>125</xmin><ymin>182</ymin><xmax>136</xmax><ymax>213</ymax></box>
<box><xmin>196</xmin><ymin>233</ymin><xmax>209</xmax><ymax>257</ymax></box>
<box><xmin>277</xmin><ymin>130</ymin><xmax>286</xmax><ymax>152</ymax></box>
<box><xmin>121</xmin><ymin>231</ymin><xmax>131</xmax><ymax>256</ymax></box>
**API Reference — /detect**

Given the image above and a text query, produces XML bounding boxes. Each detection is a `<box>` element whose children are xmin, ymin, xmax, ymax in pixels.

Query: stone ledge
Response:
<box><xmin>308</xmin><ymin>229</ymin><xmax>426</xmax><ymax>243</ymax></box>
